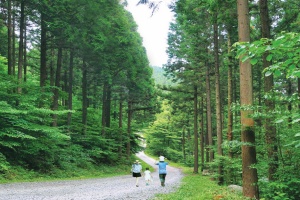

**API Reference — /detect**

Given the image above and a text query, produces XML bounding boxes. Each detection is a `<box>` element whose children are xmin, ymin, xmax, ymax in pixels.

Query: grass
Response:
<box><xmin>154</xmin><ymin>166</ymin><xmax>246</xmax><ymax>200</ymax></box>
<box><xmin>0</xmin><ymin>164</ymin><xmax>130</xmax><ymax>184</ymax></box>
<box><xmin>0</xmin><ymin>155</ymin><xmax>155</xmax><ymax>184</ymax></box>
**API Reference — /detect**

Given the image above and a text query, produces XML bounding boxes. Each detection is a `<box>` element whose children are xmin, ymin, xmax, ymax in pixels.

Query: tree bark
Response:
<box><xmin>227</xmin><ymin>32</ymin><xmax>234</xmax><ymax>158</ymax></box>
<box><xmin>40</xmin><ymin>12</ymin><xmax>47</xmax><ymax>88</ymax></box>
<box><xmin>193</xmin><ymin>85</ymin><xmax>198</xmax><ymax>173</ymax></box>
<box><xmin>82</xmin><ymin>59</ymin><xmax>88</xmax><ymax>135</ymax></box>
<box><xmin>17</xmin><ymin>0</ymin><xmax>25</xmax><ymax>96</ymax></box>
<box><xmin>67</xmin><ymin>50</ymin><xmax>74</xmax><ymax>128</ymax></box>
<box><xmin>213</xmin><ymin>15</ymin><xmax>223</xmax><ymax>185</ymax></box>
<box><xmin>105</xmin><ymin>84</ymin><xmax>111</xmax><ymax>127</ymax></box>
<box><xmin>297</xmin><ymin>78</ymin><xmax>300</xmax><ymax>110</ymax></box>
<box><xmin>126</xmin><ymin>101</ymin><xmax>132</xmax><ymax>158</ymax></box>
<box><xmin>23</xmin><ymin>24</ymin><xmax>27</xmax><ymax>82</ymax></box>
<box><xmin>52</xmin><ymin>47</ymin><xmax>63</xmax><ymax>127</ymax></box>
<box><xmin>182</xmin><ymin>125</ymin><xmax>186</xmax><ymax>162</ymax></box>
<box><xmin>206</xmin><ymin>64</ymin><xmax>214</xmax><ymax>162</ymax></box>
<box><xmin>118</xmin><ymin>101</ymin><xmax>123</xmax><ymax>157</ymax></box>
<box><xmin>287</xmin><ymin>80</ymin><xmax>292</xmax><ymax>128</ymax></box>
<box><xmin>260</xmin><ymin>0</ymin><xmax>278</xmax><ymax>181</ymax></box>
<box><xmin>7</xmin><ymin>0</ymin><xmax>13</xmax><ymax>75</ymax></box>
<box><xmin>101</xmin><ymin>81</ymin><xmax>108</xmax><ymax>135</ymax></box>
<box><xmin>237</xmin><ymin>0</ymin><xmax>259</xmax><ymax>198</ymax></box>
<box><xmin>200</xmin><ymin>96</ymin><xmax>205</xmax><ymax>171</ymax></box>
<box><xmin>12</xmin><ymin>4</ymin><xmax>16</xmax><ymax>76</ymax></box>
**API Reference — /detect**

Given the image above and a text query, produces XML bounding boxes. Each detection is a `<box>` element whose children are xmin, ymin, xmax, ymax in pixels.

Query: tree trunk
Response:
<box><xmin>206</xmin><ymin>64</ymin><xmax>214</xmax><ymax>162</ymax></box>
<box><xmin>67</xmin><ymin>49</ymin><xmax>74</xmax><ymax>128</ymax></box>
<box><xmin>49</xmin><ymin>48</ymin><xmax>55</xmax><ymax>87</ymax></box>
<box><xmin>297</xmin><ymin>78</ymin><xmax>300</xmax><ymax>110</ymax></box>
<box><xmin>52</xmin><ymin>47</ymin><xmax>63</xmax><ymax>127</ymax></box>
<box><xmin>126</xmin><ymin>101</ymin><xmax>132</xmax><ymax>158</ymax></box>
<box><xmin>118</xmin><ymin>101</ymin><xmax>123</xmax><ymax>157</ymax></box>
<box><xmin>40</xmin><ymin>12</ymin><xmax>47</xmax><ymax>88</ymax></box>
<box><xmin>62</xmin><ymin>69</ymin><xmax>67</xmax><ymax>107</ymax></box>
<box><xmin>182</xmin><ymin>125</ymin><xmax>186</xmax><ymax>162</ymax></box>
<box><xmin>260</xmin><ymin>0</ymin><xmax>278</xmax><ymax>181</ymax></box>
<box><xmin>101</xmin><ymin>81</ymin><xmax>108</xmax><ymax>135</ymax></box>
<box><xmin>227</xmin><ymin>32</ymin><xmax>234</xmax><ymax>158</ymax></box>
<box><xmin>23</xmin><ymin>24</ymin><xmax>27</xmax><ymax>82</ymax></box>
<box><xmin>213</xmin><ymin>16</ymin><xmax>223</xmax><ymax>185</ymax></box>
<box><xmin>200</xmin><ymin>96</ymin><xmax>205</xmax><ymax>171</ymax></box>
<box><xmin>82</xmin><ymin>59</ymin><xmax>88</xmax><ymax>135</ymax></box>
<box><xmin>193</xmin><ymin>85</ymin><xmax>198</xmax><ymax>173</ymax></box>
<box><xmin>17</xmin><ymin>0</ymin><xmax>25</xmax><ymax>96</ymax></box>
<box><xmin>7</xmin><ymin>0</ymin><xmax>13</xmax><ymax>75</ymax></box>
<box><xmin>12</xmin><ymin>4</ymin><xmax>16</xmax><ymax>76</ymax></box>
<box><xmin>105</xmin><ymin>84</ymin><xmax>111</xmax><ymax>127</ymax></box>
<box><xmin>237</xmin><ymin>0</ymin><xmax>259</xmax><ymax>198</ymax></box>
<box><xmin>287</xmin><ymin>80</ymin><xmax>292</xmax><ymax>128</ymax></box>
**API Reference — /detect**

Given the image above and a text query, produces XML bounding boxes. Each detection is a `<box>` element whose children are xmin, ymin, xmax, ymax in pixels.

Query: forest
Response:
<box><xmin>0</xmin><ymin>0</ymin><xmax>300</xmax><ymax>199</ymax></box>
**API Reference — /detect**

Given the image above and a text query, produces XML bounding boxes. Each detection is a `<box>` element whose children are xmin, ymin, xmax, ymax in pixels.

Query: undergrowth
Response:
<box><xmin>154</xmin><ymin>166</ymin><xmax>246</xmax><ymax>200</ymax></box>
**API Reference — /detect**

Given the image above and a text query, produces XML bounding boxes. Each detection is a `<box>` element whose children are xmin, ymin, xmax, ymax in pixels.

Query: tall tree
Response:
<box><xmin>206</xmin><ymin>64</ymin><xmax>214</xmax><ymax>162</ymax></box>
<box><xmin>17</xmin><ymin>0</ymin><xmax>25</xmax><ymax>96</ymax></box>
<box><xmin>259</xmin><ymin>0</ymin><xmax>278</xmax><ymax>181</ymax></box>
<box><xmin>52</xmin><ymin>47</ymin><xmax>63</xmax><ymax>127</ymax></box>
<box><xmin>193</xmin><ymin>85</ymin><xmax>198</xmax><ymax>173</ymax></box>
<box><xmin>213</xmin><ymin>10</ymin><xmax>223</xmax><ymax>184</ymax></box>
<box><xmin>237</xmin><ymin>0</ymin><xmax>259</xmax><ymax>198</ymax></box>
<box><xmin>7</xmin><ymin>0</ymin><xmax>13</xmax><ymax>75</ymax></box>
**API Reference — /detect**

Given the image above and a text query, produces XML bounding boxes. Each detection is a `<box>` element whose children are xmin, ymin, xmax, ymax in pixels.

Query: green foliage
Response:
<box><xmin>151</xmin><ymin>66</ymin><xmax>174</xmax><ymax>87</ymax></box>
<box><xmin>0</xmin><ymin>153</ymin><xmax>10</xmax><ymax>173</ymax></box>
<box><xmin>234</xmin><ymin>32</ymin><xmax>300</xmax><ymax>79</ymax></box>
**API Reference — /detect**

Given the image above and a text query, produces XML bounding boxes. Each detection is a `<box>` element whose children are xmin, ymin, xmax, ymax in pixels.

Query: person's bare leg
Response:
<box><xmin>136</xmin><ymin>177</ymin><xmax>139</xmax><ymax>187</ymax></box>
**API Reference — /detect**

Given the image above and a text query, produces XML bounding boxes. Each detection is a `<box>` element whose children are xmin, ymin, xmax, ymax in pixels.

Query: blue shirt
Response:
<box><xmin>132</xmin><ymin>164</ymin><xmax>142</xmax><ymax>173</ymax></box>
<box><xmin>156</xmin><ymin>161</ymin><xmax>168</xmax><ymax>174</ymax></box>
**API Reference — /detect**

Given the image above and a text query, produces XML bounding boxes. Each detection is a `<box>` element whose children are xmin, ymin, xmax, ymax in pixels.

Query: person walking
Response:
<box><xmin>155</xmin><ymin>156</ymin><xmax>168</xmax><ymax>187</ymax></box>
<box><xmin>144</xmin><ymin>167</ymin><xmax>153</xmax><ymax>186</ymax></box>
<box><xmin>131</xmin><ymin>160</ymin><xmax>142</xmax><ymax>187</ymax></box>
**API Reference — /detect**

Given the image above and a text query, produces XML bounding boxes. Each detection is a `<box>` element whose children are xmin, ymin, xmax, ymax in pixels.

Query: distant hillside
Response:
<box><xmin>151</xmin><ymin>66</ymin><xmax>174</xmax><ymax>86</ymax></box>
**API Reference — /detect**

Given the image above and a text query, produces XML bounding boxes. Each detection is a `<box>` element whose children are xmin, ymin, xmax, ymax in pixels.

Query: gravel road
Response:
<box><xmin>0</xmin><ymin>152</ymin><xmax>183</xmax><ymax>200</ymax></box>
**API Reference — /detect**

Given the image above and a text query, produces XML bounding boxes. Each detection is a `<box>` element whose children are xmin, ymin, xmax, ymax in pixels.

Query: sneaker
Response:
<box><xmin>136</xmin><ymin>185</ymin><xmax>139</xmax><ymax>187</ymax></box>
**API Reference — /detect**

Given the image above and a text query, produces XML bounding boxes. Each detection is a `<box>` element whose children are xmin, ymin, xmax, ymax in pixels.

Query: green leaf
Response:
<box><xmin>275</xmin><ymin>119</ymin><xmax>284</xmax><ymax>124</ymax></box>
<box><xmin>265</xmin><ymin>71</ymin><xmax>272</xmax><ymax>77</ymax></box>
<box><xmin>295</xmin><ymin>133</ymin><xmax>300</xmax><ymax>137</ymax></box>
<box><xmin>250</xmin><ymin>59</ymin><xmax>258</xmax><ymax>65</ymax></box>
<box><xmin>291</xmin><ymin>70</ymin><xmax>300</xmax><ymax>78</ymax></box>
<box><xmin>266</xmin><ymin>54</ymin><xmax>273</xmax><ymax>61</ymax></box>
<box><xmin>274</xmin><ymin>70</ymin><xmax>281</xmax><ymax>77</ymax></box>
<box><xmin>241</xmin><ymin>56</ymin><xmax>249</xmax><ymax>63</ymax></box>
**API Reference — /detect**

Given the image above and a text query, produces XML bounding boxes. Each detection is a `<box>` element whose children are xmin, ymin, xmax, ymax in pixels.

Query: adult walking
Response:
<box><xmin>131</xmin><ymin>160</ymin><xmax>142</xmax><ymax>187</ymax></box>
<box><xmin>155</xmin><ymin>156</ymin><xmax>168</xmax><ymax>187</ymax></box>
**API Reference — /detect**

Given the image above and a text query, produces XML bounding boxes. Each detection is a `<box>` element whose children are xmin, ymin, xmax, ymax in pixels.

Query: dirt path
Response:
<box><xmin>0</xmin><ymin>152</ymin><xmax>183</xmax><ymax>200</ymax></box>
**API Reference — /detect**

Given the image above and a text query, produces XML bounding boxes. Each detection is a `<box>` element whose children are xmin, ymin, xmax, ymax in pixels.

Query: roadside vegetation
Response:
<box><xmin>155</xmin><ymin>166</ymin><xmax>245</xmax><ymax>200</ymax></box>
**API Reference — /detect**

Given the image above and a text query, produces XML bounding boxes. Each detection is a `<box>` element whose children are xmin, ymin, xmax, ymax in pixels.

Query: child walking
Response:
<box><xmin>144</xmin><ymin>167</ymin><xmax>153</xmax><ymax>186</ymax></box>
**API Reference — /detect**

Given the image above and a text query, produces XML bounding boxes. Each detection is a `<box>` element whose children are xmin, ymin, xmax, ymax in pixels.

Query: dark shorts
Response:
<box><xmin>159</xmin><ymin>174</ymin><xmax>167</xmax><ymax>180</ymax></box>
<box><xmin>132</xmin><ymin>172</ymin><xmax>141</xmax><ymax>177</ymax></box>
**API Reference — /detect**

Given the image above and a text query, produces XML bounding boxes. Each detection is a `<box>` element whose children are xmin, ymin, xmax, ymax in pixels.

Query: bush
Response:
<box><xmin>165</xmin><ymin>148</ymin><xmax>183</xmax><ymax>162</ymax></box>
<box><xmin>0</xmin><ymin>153</ymin><xmax>10</xmax><ymax>173</ymax></box>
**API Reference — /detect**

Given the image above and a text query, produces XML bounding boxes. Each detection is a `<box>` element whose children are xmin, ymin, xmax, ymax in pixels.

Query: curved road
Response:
<box><xmin>0</xmin><ymin>152</ymin><xmax>183</xmax><ymax>200</ymax></box>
